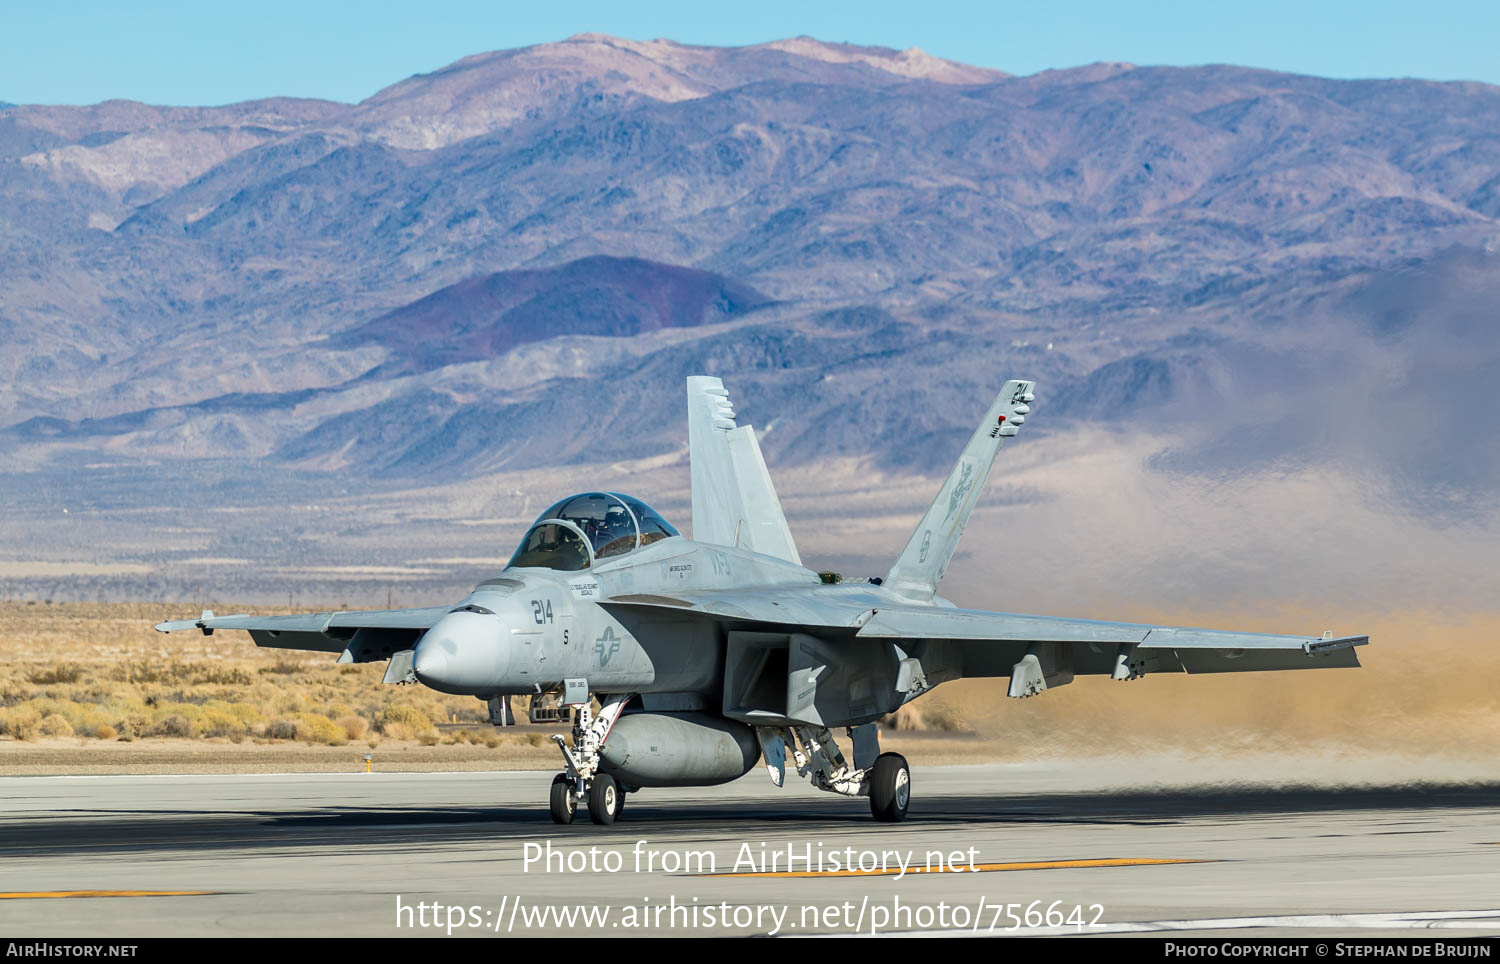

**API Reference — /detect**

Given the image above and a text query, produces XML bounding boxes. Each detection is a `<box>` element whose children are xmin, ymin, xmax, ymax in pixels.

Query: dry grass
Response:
<box><xmin>0</xmin><ymin>602</ymin><xmax>530</xmax><ymax>767</ymax></box>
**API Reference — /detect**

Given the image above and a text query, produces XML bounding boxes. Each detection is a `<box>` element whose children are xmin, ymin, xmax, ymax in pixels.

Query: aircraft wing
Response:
<box><xmin>601</xmin><ymin>591</ymin><xmax>1366</xmax><ymax>678</ymax></box>
<box><xmin>857</xmin><ymin>607</ymin><xmax>1358</xmax><ymax>648</ymax></box>
<box><xmin>855</xmin><ymin>606</ymin><xmax>1367</xmax><ymax>677</ymax></box>
<box><xmin>155</xmin><ymin>606</ymin><xmax>451</xmax><ymax>657</ymax></box>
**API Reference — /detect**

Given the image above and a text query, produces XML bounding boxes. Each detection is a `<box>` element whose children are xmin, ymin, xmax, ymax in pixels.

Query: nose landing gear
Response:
<box><xmin>549</xmin><ymin>692</ymin><xmax>633</xmax><ymax>825</ymax></box>
<box><xmin>548</xmin><ymin>773</ymin><xmax>576</xmax><ymax>824</ymax></box>
<box><xmin>588</xmin><ymin>773</ymin><xmax>625</xmax><ymax>825</ymax></box>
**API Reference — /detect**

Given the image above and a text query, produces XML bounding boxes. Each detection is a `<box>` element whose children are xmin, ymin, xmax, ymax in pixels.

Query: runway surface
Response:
<box><xmin>1</xmin><ymin>763</ymin><xmax>1497</xmax><ymax>937</ymax></box>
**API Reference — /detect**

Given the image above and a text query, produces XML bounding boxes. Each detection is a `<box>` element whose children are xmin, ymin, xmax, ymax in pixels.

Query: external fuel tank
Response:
<box><xmin>598</xmin><ymin>712</ymin><xmax>760</xmax><ymax>787</ymax></box>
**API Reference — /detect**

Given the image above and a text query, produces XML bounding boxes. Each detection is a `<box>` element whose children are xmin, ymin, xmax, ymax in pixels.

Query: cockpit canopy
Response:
<box><xmin>506</xmin><ymin>492</ymin><xmax>679</xmax><ymax>571</ymax></box>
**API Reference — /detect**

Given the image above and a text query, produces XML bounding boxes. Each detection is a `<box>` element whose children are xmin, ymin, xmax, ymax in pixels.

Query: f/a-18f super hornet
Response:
<box><xmin>158</xmin><ymin>377</ymin><xmax>1368</xmax><ymax>823</ymax></box>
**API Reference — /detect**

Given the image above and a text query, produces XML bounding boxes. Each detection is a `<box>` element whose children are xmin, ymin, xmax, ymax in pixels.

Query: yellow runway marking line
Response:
<box><xmin>0</xmin><ymin>890</ymin><xmax>218</xmax><ymax>900</ymax></box>
<box><xmin>706</xmin><ymin>857</ymin><xmax>1215</xmax><ymax>879</ymax></box>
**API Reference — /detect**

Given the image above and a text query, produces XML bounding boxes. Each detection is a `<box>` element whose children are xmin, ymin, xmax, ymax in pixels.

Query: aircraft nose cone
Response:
<box><xmin>412</xmin><ymin>610</ymin><xmax>508</xmax><ymax>695</ymax></box>
<box><xmin>411</xmin><ymin>640</ymin><xmax>450</xmax><ymax>681</ymax></box>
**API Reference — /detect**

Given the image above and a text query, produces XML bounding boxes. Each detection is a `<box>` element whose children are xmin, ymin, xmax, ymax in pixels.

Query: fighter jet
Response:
<box><xmin>158</xmin><ymin>377</ymin><xmax>1367</xmax><ymax>824</ymax></box>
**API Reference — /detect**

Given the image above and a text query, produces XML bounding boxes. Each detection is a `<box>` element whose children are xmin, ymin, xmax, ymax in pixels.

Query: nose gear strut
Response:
<box><xmin>550</xmin><ymin>692</ymin><xmax>634</xmax><ymax>825</ymax></box>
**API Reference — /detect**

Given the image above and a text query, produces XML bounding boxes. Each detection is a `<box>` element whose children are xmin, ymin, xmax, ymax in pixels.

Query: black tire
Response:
<box><xmin>549</xmin><ymin>774</ymin><xmax>575</xmax><ymax>825</ymax></box>
<box><xmin>869</xmin><ymin>753</ymin><xmax>911</xmax><ymax>822</ymax></box>
<box><xmin>588</xmin><ymin>773</ymin><xmax>622</xmax><ymax>825</ymax></box>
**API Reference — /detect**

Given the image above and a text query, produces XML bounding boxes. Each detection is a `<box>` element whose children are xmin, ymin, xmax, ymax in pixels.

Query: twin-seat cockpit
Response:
<box><xmin>507</xmin><ymin>492</ymin><xmax>679</xmax><ymax>572</ymax></box>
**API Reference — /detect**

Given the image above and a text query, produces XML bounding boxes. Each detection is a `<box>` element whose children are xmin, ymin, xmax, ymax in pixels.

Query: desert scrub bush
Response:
<box><xmin>23</xmin><ymin>697</ymin><xmax>111</xmax><ymax>735</ymax></box>
<box><xmin>337</xmin><ymin>715</ymin><xmax>369</xmax><ymax>741</ymax></box>
<box><xmin>111</xmin><ymin>662</ymin><xmax>195</xmax><ymax>685</ymax></box>
<box><xmin>72</xmin><ymin>687</ymin><xmax>124</xmax><ymax>706</ymax></box>
<box><xmin>377</xmin><ymin>705</ymin><xmax>435</xmax><ymax>737</ymax></box>
<box><xmin>216</xmin><ymin>701</ymin><xmax>266</xmax><ymax>727</ymax></box>
<box><xmin>94</xmin><ymin>724</ymin><xmax>117</xmax><ymax>741</ymax></box>
<box><xmin>379</xmin><ymin>721</ymin><xmax>420</xmax><ymax>741</ymax></box>
<box><xmin>37</xmin><ymin>714</ymin><xmax>74</xmax><ymax>737</ymax></box>
<box><xmin>197</xmin><ymin>705</ymin><xmax>247</xmax><ymax>738</ymax></box>
<box><xmin>259</xmin><ymin>660</ymin><xmax>304</xmax><ymax>676</ymax></box>
<box><xmin>294</xmin><ymin>714</ymin><xmax>347</xmax><ymax>746</ymax></box>
<box><xmin>148</xmin><ymin>714</ymin><xmax>195</xmax><ymax>738</ymax></box>
<box><xmin>266</xmin><ymin>718</ymin><xmax>299</xmax><ymax>740</ymax></box>
<box><xmin>0</xmin><ymin>706</ymin><xmax>41</xmax><ymax>740</ymax></box>
<box><xmin>191</xmin><ymin>666</ymin><xmax>253</xmax><ymax>686</ymax></box>
<box><xmin>269</xmin><ymin>691</ymin><xmax>312</xmax><ymax>716</ymax></box>
<box><xmin>27</xmin><ymin>663</ymin><xmax>85</xmax><ymax>685</ymax></box>
<box><xmin>147</xmin><ymin>701</ymin><xmax>214</xmax><ymax>729</ymax></box>
<box><xmin>108</xmin><ymin>661</ymin><xmax>252</xmax><ymax>687</ymax></box>
<box><xmin>109</xmin><ymin>662</ymin><xmax>158</xmax><ymax>684</ymax></box>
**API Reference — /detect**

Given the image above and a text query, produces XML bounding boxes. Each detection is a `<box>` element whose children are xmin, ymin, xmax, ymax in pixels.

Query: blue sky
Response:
<box><xmin>4</xmin><ymin>0</ymin><xmax>1497</xmax><ymax>106</ymax></box>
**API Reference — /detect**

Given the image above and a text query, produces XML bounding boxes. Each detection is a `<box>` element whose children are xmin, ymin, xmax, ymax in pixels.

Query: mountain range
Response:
<box><xmin>1</xmin><ymin>33</ymin><xmax>1498</xmax><ymax>598</ymax></box>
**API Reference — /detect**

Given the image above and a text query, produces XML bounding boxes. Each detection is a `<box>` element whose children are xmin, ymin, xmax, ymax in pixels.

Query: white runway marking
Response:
<box><xmin>866</xmin><ymin>909</ymin><xmax>1500</xmax><ymax>937</ymax></box>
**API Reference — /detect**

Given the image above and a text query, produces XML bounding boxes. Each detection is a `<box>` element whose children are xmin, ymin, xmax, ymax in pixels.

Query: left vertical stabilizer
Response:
<box><xmin>687</xmin><ymin>376</ymin><xmax>801</xmax><ymax>564</ymax></box>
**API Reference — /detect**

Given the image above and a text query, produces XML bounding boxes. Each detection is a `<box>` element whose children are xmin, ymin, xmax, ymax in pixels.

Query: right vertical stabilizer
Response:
<box><xmin>884</xmin><ymin>379</ymin><xmax>1037</xmax><ymax>600</ymax></box>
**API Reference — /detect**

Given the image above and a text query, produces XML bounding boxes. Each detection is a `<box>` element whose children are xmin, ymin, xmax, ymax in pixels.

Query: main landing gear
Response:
<box><xmin>549</xmin><ymin>693</ymin><xmax>633</xmax><ymax>825</ymax></box>
<box><xmin>869</xmin><ymin>752</ymin><xmax>911</xmax><ymax>822</ymax></box>
<box><xmin>756</xmin><ymin>724</ymin><xmax>912</xmax><ymax>822</ymax></box>
<box><xmin>544</xmin><ymin>698</ymin><xmax>908</xmax><ymax>824</ymax></box>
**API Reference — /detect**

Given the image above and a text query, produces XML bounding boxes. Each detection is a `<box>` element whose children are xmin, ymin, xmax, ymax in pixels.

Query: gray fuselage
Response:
<box><xmin>411</xmin><ymin>536</ymin><xmax>917</xmax><ymax>702</ymax></box>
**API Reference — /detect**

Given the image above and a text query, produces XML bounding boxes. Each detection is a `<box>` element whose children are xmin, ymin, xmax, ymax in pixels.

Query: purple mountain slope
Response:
<box><xmin>337</xmin><ymin>255</ymin><xmax>772</xmax><ymax>376</ymax></box>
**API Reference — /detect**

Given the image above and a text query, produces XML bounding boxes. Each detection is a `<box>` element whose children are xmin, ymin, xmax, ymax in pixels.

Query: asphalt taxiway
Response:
<box><xmin>1</xmin><ymin>764</ymin><xmax>1497</xmax><ymax>937</ymax></box>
